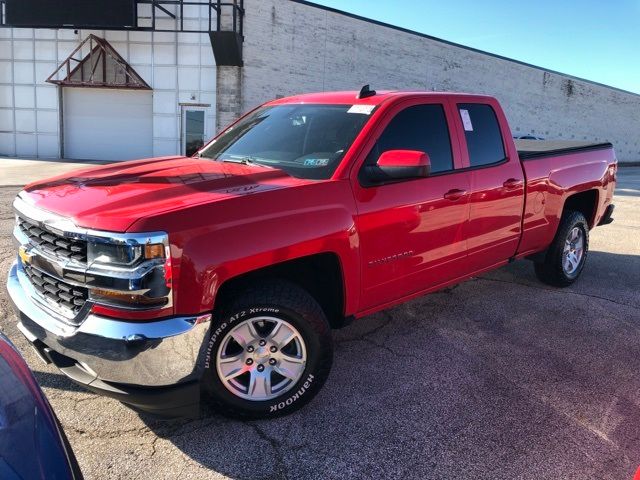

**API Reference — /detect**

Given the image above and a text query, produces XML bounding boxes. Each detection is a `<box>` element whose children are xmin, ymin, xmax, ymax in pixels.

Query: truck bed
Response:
<box><xmin>515</xmin><ymin>140</ymin><xmax>613</xmax><ymax>160</ymax></box>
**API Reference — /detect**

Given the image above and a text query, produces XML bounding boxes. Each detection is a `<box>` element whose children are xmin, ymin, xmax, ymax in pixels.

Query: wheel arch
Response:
<box><xmin>213</xmin><ymin>252</ymin><xmax>350</xmax><ymax>329</ymax></box>
<box><xmin>562</xmin><ymin>189</ymin><xmax>599</xmax><ymax>228</ymax></box>
<box><xmin>527</xmin><ymin>189</ymin><xmax>597</xmax><ymax>263</ymax></box>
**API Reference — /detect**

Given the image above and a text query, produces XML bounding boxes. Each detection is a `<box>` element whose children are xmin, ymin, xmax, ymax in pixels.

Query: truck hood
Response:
<box><xmin>20</xmin><ymin>156</ymin><xmax>307</xmax><ymax>232</ymax></box>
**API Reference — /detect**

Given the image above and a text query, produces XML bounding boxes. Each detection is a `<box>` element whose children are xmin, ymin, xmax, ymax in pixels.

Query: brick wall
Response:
<box><xmin>2</xmin><ymin>0</ymin><xmax>637</xmax><ymax>162</ymax></box>
<box><xmin>232</xmin><ymin>0</ymin><xmax>640</xmax><ymax>163</ymax></box>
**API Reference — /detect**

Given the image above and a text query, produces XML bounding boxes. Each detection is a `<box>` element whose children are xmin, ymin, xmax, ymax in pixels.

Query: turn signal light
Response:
<box><xmin>144</xmin><ymin>243</ymin><xmax>165</xmax><ymax>259</ymax></box>
<box><xmin>90</xmin><ymin>288</ymin><xmax>168</xmax><ymax>307</ymax></box>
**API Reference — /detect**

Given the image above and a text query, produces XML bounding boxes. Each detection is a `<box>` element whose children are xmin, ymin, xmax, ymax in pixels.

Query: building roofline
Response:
<box><xmin>290</xmin><ymin>0</ymin><xmax>640</xmax><ymax>98</ymax></box>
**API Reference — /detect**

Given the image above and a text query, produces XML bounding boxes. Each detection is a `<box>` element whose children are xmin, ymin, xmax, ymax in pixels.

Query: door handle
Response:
<box><xmin>503</xmin><ymin>178</ymin><xmax>523</xmax><ymax>189</ymax></box>
<box><xmin>444</xmin><ymin>189</ymin><xmax>467</xmax><ymax>201</ymax></box>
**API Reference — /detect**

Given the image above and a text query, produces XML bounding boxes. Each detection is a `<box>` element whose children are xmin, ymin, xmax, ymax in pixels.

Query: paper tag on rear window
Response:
<box><xmin>347</xmin><ymin>104</ymin><xmax>375</xmax><ymax>115</ymax></box>
<box><xmin>459</xmin><ymin>109</ymin><xmax>473</xmax><ymax>131</ymax></box>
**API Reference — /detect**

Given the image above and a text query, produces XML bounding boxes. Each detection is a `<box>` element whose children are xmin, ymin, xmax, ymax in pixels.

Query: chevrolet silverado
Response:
<box><xmin>7</xmin><ymin>87</ymin><xmax>617</xmax><ymax>418</ymax></box>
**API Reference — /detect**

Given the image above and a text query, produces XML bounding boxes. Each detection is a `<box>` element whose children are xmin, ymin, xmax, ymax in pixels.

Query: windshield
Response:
<box><xmin>198</xmin><ymin>104</ymin><xmax>375</xmax><ymax>180</ymax></box>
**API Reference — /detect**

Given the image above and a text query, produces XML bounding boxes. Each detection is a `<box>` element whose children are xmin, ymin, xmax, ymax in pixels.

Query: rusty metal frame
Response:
<box><xmin>46</xmin><ymin>35</ymin><xmax>151</xmax><ymax>90</ymax></box>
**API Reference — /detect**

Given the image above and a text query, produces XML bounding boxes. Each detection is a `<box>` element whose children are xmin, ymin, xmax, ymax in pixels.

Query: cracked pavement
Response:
<box><xmin>0</xmin><ymin>164</ymin><xmax>639</xmax><ymax>479</ymax></box>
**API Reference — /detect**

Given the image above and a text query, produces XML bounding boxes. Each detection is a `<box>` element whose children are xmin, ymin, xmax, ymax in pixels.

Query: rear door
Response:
<box><xmin>351</xmin><ymin>97</ymin><xmax>471</xmax><ymax>311</ymax></box>
<box><xmin>452</xmin><ymin>100</ymin><xmax>525</xmax><ymax>271</ymax></box>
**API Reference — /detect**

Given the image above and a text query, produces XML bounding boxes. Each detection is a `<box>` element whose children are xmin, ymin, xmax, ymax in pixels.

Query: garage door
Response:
<box><xmin>64</xmin><ymin>88</ymin><xmax>153</xmax><ymax>161</ymax></box>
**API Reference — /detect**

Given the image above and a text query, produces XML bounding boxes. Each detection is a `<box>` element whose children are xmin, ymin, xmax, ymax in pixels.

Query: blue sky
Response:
<box><xmin>311</xmin><ymin>1</ymin><xmax>640</xmax><ymax>94</ymax></box>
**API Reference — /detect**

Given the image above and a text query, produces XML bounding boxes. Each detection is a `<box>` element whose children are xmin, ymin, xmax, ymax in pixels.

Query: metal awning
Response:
<box><xmin>46</xmin><ymin>35</ymin><xmax>151</xmax><ymax>90</ymax></box>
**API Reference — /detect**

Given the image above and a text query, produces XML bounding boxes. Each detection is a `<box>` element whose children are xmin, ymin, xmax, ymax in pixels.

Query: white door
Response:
<box><xmin>64</xmin><ymin>88</ymin><xmax>153</xmax><ymax>161</ymax></box>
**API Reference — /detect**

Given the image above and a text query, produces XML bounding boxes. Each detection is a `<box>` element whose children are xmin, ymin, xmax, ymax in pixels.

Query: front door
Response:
<box><xmin>352</xmin><ymin>99</ymin><xmax>470</xmax><ymax>311</ymax></box>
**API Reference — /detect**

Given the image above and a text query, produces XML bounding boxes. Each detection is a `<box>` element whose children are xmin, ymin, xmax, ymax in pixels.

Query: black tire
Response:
<box><xmin>534</xmin><ymin>210</ymin><xmax>589</xmax><ymax>287</ymax></box>
<box><xmin>202</xmin><ymin>280</ymin><xmax>333</xmax><ymax>419</ymax></box>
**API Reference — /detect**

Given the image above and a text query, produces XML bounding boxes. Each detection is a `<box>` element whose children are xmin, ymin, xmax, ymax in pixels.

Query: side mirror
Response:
<box><xmin>363</xmin><ymin>150</ymin><xmax>431</xmax><ymax>184</ymax></box>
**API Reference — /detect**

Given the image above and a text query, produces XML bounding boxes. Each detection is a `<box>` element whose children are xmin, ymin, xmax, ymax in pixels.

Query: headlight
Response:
<box><xmin>85</xmin><ymin>232</ymin><xmax>173</xmax><ymax>313</ymax></box>
<box><xmin>88</xmin><ymin>240</ymin><xmax>142</xmax><ymax>266</ymax></box>
<box><xmin>87</xmin><ymin>239</ymin><xmax>167</xmax><ymax>266</ymax></box>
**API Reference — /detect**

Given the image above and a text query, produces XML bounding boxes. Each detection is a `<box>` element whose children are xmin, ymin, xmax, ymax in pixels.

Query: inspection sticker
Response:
<box><xmin>459</xmin><ymin>109</ymin><xmax>473</xmax><ymax>131</ymax></box>
<box><xmin>303</xmin><ymin>158</ymin><xmax>329</xmax><ymax>166</ymax></box>
<box><xmin>347</xmin><ymin>104</ymin><xmax>376</xmax><ymax>115</ymax></box>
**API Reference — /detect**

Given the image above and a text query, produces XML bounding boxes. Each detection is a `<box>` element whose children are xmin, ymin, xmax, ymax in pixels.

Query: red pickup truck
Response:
<box><xmin>8</xmin><ymin>87</ymin><xmax>617</xmax><ymax>418</ymax></box>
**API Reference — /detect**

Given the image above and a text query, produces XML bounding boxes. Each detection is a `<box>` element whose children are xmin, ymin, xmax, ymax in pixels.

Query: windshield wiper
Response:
<box><xmin>219</xmin><ymin>156</ymin><xmax>273</xmax><ymax>168</ymax></box>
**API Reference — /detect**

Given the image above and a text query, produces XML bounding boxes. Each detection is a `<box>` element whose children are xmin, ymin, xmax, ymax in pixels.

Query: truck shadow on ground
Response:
<box><xmin>33</xmin><ymin>370</ymin><xmax>87</xmax><ymax>393</ymax></box>
<box><xmin>112</xmin><ymin>249</ymin><xmax>640</xmax><ymax>479</ymax></box>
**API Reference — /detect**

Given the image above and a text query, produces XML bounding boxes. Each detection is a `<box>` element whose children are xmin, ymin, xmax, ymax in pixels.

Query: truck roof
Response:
<box><xmin>267</xmin><ymin>90</ymin><xmax>494</xmax><ymax>106</ymax></box>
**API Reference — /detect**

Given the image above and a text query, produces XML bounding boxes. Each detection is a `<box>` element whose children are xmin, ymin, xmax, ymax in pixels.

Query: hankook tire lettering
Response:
<box><xmin>269</xmin><ymin>374</ymin><xmax>315</xmax><ymax>412</ymax></box>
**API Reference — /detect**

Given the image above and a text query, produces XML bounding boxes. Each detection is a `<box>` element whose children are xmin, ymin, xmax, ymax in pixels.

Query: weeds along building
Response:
<box><xmin>0</xmin><ymin>0</ymin><xmax>638</xmax><ymax>162</ymax></box>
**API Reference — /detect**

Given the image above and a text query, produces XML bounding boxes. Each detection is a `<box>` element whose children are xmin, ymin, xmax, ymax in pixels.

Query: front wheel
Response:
<box><xmin>203</xmin><ymin>280</ymin><xmax>333</xmax><ymax>418</ymax></box>
<box><xmin>534</xmin><ymin>210</ymin><xmax>589</xmax><ymax>287</ymax></box>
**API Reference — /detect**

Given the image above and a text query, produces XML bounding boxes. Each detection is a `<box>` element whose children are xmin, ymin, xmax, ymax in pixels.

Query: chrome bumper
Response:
<box><xmin>7</xmin><ymin>261</ymin><xmax>211</xmax><ymax>387</ymax></box>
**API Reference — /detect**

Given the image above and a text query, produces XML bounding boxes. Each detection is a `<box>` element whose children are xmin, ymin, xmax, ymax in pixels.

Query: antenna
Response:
<box><xmin>357</xmin><ymin>84</ymin><xmax>376</xmax><ymax>99</ymax></box>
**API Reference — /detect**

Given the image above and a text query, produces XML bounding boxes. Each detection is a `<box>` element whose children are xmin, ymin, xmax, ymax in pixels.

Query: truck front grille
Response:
<box><xmin>23</xmin><ymin>263</ymin><xmax>88</xmax><ymax>319</ymax></box>
<box><xmin>18</xmin><ymin>216</ymin><xmax>87</xmax><ymax>264</ymax></box>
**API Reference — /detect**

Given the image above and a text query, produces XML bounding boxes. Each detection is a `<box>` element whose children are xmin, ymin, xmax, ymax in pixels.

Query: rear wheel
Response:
<box><xmin>534</xmin><ymin>210</ymin><xmax>589</xmax><ymax>287</ymax></box>
<box><xmin>203</xmin><ymin>280</ymin><xmax>333</xmax><ymax>418</ymax></box>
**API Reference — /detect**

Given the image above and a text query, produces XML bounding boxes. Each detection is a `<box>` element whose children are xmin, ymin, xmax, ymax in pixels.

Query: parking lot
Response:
<box><xmin>1</xmin><ymin>162</ymin><xmax>639</xmax><ymax>480</ymax></box>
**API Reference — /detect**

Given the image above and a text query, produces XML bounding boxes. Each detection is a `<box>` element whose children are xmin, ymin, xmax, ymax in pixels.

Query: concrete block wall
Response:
<box><xmin>0</xmin><ymin>28</ymin><xmax>60</xmax><ymax>158</ymax></box>
<box><xmin>0</xmin><ymin>2</ymin><xmax>216</xmax><ymax>159</ymax></box>
<box><xmin>235</xmin><ymin>0</ymin><xmax>640</xmax><ymax>162</ymax></box>
<box><xmin>2</xmin><ymin>0</ymin><xmax>637</xmax><ymax>162</ymax></box>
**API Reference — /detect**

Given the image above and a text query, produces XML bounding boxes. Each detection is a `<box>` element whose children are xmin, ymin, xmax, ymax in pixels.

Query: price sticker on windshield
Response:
<box><xmin>459</xmin><ymin>109</ymin><xmax>473</xmax><ymax>131</ymax></box>
<box><xmin>347</xmin><ymin>104</ymin><xmax>375</xmax><ymax>115</ymax></box>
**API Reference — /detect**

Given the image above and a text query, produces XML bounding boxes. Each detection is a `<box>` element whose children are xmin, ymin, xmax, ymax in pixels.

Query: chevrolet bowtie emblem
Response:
<box><xmin>18</xmin><ymin>245</ymin><xmax>33</xmax><ymax>265</ymax></box>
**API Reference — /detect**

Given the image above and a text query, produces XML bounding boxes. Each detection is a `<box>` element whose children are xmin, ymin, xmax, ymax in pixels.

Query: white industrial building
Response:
<box><xmin>0</xmin><ymin>0</ymin><xmax>638</xmax><ymax>163</ymax></box>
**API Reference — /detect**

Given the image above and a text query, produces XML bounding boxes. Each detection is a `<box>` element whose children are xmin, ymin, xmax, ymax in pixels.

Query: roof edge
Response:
<box><xmin>290</xmin><ymin>0</ymin><xmax>640</xmax><ymax>98</ymax></box>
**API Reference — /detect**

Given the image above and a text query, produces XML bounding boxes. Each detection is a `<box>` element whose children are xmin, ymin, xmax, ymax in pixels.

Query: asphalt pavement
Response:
<box><xmin>0</xmin><ymin>162</ymin><xmax>639</xmax><ymax>480</ymax></box>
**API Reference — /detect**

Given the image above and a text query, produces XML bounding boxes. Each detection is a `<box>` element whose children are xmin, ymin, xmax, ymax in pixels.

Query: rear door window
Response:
<box><xmin>458</xmin><ymin>103</ymin><xmax>505</xmax><ymax>167</ymax></box>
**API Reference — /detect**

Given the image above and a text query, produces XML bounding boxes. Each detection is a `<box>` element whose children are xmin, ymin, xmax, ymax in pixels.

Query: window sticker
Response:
<box><xmin>347</xmin><ymin>104</ymin><xmax>376</xmax><ymax>115</ymax></box>
<box><xmin>459</xmin><ymin>109</ymin><xmax>473</xmax><ymax>131</ymax></box>
<box><xmin>303</xmin><ymin>158</ymin><xmax>329</xmax><ymax>166</ymax></box>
